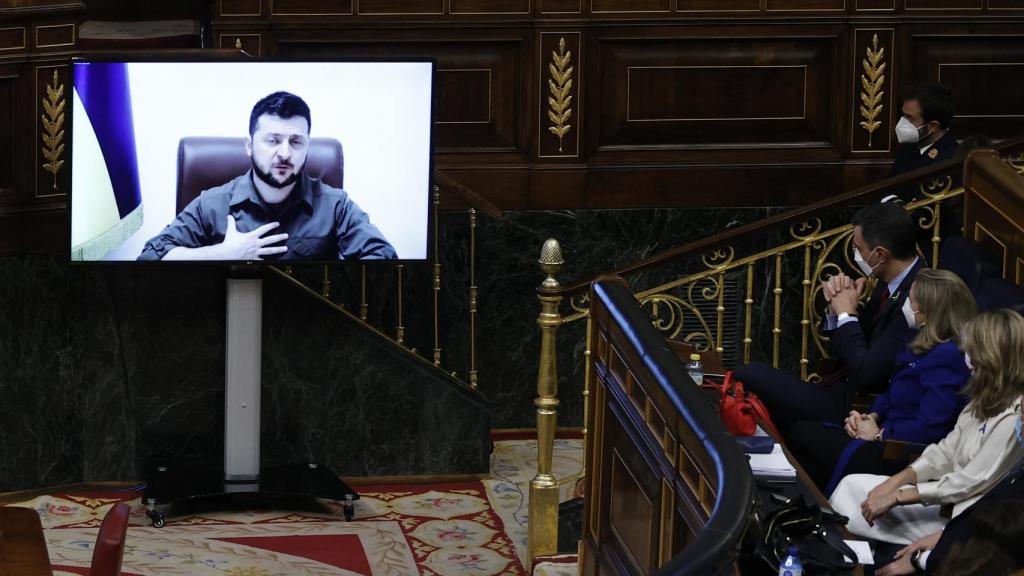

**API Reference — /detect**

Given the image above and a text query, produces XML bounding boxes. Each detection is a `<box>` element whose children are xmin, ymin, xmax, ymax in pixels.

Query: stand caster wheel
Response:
<box><xmin>342</xmin><ymin>494</ymin><xmax>355</xmax><ymax>522</ymax></box>
<box><xmin>148</xmin><ymin>510</ymin><xmax>165</xmax><ymax>528</ymax></box>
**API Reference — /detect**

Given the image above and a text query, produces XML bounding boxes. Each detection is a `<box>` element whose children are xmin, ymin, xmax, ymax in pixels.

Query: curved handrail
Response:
<box><xmin>590</xmin><ymin>277</ymin><xmax>756</xmax><ymax>576</ymax></box>
<box><xmin>549</xmin><ymin>135</ymin><xmax>1024</xmax><ymax>298</ymax></box>
<box><xmin>433</xmin><ymin>169</ymin><xmax>503</xmax><ymax>219</ymax></box>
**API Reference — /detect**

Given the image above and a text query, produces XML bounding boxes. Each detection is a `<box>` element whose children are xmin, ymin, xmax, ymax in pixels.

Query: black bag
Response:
<box><xmin>758</xmin><ymin>495</ymin><xmax>859</xmax><ymax>574</ymax></box>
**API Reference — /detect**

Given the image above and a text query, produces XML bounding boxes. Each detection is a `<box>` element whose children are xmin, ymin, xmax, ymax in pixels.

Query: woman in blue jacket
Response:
<box><xmin>788</xmin><ymin>268</ymin><xmax>977</xmax><ymax>494</ymax></box>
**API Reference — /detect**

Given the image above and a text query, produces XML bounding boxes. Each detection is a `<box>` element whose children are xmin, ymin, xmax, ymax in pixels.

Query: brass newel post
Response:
<box><xmin>529</xmin><ymin>238</ymin><xmax>564</xmax><ymax>565</ymax></box>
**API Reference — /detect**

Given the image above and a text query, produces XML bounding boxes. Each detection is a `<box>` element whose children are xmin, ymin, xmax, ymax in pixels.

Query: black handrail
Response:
<box><xmin>591</xmin><ymin>276</ymin><xmax>756</xmax><ymax>576</ymax></box>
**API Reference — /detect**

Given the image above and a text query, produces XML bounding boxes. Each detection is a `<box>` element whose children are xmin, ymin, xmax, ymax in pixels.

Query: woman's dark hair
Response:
<box><xmin>249</xmin><ymin>91</ymin><xmax>311</xmax><ymax>136</ymax></box>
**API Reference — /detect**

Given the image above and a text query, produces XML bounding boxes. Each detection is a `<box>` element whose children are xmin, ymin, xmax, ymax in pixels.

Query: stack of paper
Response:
<box><xmin>747</xmin><ymin>444</ymin><xmax>797</xmax><ymax>481</ymax></box>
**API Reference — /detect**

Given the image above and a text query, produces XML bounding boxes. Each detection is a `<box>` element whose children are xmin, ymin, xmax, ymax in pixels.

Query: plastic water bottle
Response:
<box><xmin>686</xmin><ymin>353</ymin><xmax>704</xmax><ymax>386</ymax></box>
<box><xmin>779</xmin><ymin>546</ymin><xmax>803</xmax><ymax>576</ymax></box>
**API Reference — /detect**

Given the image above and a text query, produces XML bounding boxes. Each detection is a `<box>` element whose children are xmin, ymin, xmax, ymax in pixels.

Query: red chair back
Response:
<box><xmin>90</xmin><ymin>502</ymin><xmax>130</xmax><ymax>576</ymax></box>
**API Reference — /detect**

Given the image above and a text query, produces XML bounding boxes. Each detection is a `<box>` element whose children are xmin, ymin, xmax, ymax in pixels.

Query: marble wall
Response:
<box><xmin>0</xmin><ymin>206</ymin><xmax>791</xmax><ymax>491</ymax></box>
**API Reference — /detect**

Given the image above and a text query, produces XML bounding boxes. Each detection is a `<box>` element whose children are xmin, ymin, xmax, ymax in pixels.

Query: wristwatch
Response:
<box><xmin>910</xmin><ymin>549</ymin><xmax>925</xmax><ymax>572</ymax></box>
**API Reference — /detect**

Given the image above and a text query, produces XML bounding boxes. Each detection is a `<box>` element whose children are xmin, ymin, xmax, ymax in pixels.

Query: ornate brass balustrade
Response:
<box><xmin>525</xmin><ymin>141</ymin><xmax>1024</xmax><ymax>563</ymax></box>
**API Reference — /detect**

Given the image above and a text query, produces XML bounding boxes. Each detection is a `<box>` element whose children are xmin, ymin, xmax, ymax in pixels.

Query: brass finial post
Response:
<box><xmin>529</xmin><ymin>238</ymin><xmax>564</xmax><ymax>565</ymax></box>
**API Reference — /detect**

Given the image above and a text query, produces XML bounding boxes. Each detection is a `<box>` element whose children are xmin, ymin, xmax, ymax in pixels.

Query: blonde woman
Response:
<box><xmin>789</xmin><ymin>269</ymin><xmax>977</xmax><ymax>494</ymax></box>
<box><xmin>829</xmin><ymin>308</ymin><xmax>1024</xmax><ymax>545</ymax></box>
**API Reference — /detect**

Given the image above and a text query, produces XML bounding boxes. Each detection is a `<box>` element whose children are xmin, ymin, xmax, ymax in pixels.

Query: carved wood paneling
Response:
<box><xmin>591</xmin><ymin>0</ymin><xmax>671</xmax><ymax>13</ymax></box>
<box><xmin>220</xmin><ymin>0</ymin><xmax>262</xmax><ymax>16</ymax></box>
<box><xmin>539</xmin><ymin>32</ymin><xmax>580</xmax><ymax>158</ymax></box>
<box><xmin>766</xmin><ymin>0</ymin><xmax>846</xmax><ymax>10</ymax></box>
<box><xmin>0</xmin><ymin>27</ymin><xmax>26</xmax><ymax>51</ymax></box>
<box><xmin>358</xmin><ymin>0</ymin><xmax>442</xmax><ymax>15</ymax></box>
<box><xmin>0</xmin><ymin>69</ymin><xmax>16</xmax><ymax>199</ymax></box>
<box><xmin>276</xmin><ymin>38</ymin><xmax>523</xmax><ymax>154</ymax></box>
<box><xmin>273</xmin><ymin>0</ymin><xmax>352</xmax><ymax>15</ymax></box>
<box><xmin>540</xmin><ymin>0</ymin><xmax>582</xmax><ymax>13</ymax></box>
<box><xmin>676</xmin><ymin>0</ymin><xmax>759</xmax><ymax>10</ymax></box>
<box><xmin>609</xmin><ymin>450</ymin><xmax>655</xmax><ymax>574</ymax></box>
<box><xmin>906</xmin><ymin>30</ymin><xmax>1024</xmax><ymax>139</ymax></box>
<box><xmin>594</xmin><ymin>33</ymin><xmax>838</xmax><ymax>149</ymax></box>
<box><xmin>904</xmin><ymin>0</ymin><xmax>983</xmax><ymax>9</ymax></box>
<box><xmin>218</xmin><ymin>33</ymin><xmax>261</xmax><ymax>55</ymax></box>
<box><xmin>851</xmin><ymin>29</ymin><xmax>894</xmax><ymax>153</ymax></box>
<box><xmin>34</xmin><ymin>64</ymin><xmax>67</xmax><ymax>199</ymax></box>
<box><xmin>450</xmin><ymin>0</ymin><xmax>531</xmax><ymax>13</ymax></box>
<box><xmin>856</xmin><ymin>0</ymin><xmax>896</xmax><ymax>9</ymax></box>
<box><xmin>34</xmin><ymin>23</ymin><xmax>75</xmax><ymax>49</ymax></box>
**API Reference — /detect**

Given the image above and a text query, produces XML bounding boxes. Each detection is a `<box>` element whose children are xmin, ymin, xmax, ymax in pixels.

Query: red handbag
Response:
<box><xmin>707</xmin><ymin>371</ymin><xmax>781</xmax><ymax>438</ymax></box>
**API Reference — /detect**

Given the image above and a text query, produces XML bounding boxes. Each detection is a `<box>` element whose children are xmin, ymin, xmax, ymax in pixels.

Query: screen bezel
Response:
<box><xmin>67</xmin><ymin>53</ymin><xmax>437</xmax><ymax>266</ymax></box>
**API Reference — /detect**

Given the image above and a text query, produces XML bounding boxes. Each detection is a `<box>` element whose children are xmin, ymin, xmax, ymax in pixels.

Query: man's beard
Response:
<box><xmin>252</xmin><ymin>157</ymin><xmax>304</xmax><ymax>189</ymax></box>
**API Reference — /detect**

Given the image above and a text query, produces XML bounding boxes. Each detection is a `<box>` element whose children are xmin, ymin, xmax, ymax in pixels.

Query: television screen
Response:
<box><xmin>70</xmin><ymin>59</ymin><xmax>434</xmax><ymax>262</ymax></box>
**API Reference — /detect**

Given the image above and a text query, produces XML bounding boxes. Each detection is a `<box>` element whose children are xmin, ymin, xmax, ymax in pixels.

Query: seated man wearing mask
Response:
<box><xmin>889</xmin><ymin>83</ymin><xmax>957</xmax><ymax>182</ymax></box>
<box><xmin>734</xmin><ymin>202</ymin><xmax>922</xmax><ymax>435</ymax></box>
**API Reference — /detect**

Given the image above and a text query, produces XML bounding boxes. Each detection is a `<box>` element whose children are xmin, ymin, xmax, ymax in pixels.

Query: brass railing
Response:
<box><xmin>526</xmin><ymin>137</ymin><xmax>1024</xmax><ymax>562</ymax></box>
<box><xmin>290</xmin><ymin>169</ymin><xmax>501</xmax><ymax>389</ymax></box>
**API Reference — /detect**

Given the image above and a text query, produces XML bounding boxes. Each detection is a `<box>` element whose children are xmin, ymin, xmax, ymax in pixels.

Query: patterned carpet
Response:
<box><xmin>2</xmin><ymin>437</ymin><xmax>584</xmax><ymax>576</ymax></box>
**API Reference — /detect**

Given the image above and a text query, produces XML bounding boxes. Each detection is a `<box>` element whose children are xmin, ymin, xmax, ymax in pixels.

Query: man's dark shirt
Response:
<box><xmin>889</xmin><ymin>132</ymin><xmax>958</xmax><ymax>180</ymax></box>
<box><xmin>138</xmin><ymin>171</ymin><xmax>397</xmax><ymax>260</ymax></box>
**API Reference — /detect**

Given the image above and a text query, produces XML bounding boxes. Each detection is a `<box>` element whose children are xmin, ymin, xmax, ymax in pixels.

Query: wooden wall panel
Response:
<box><xmin>220</xmin><ymin>0</ymin><xmax>262</xmax><ymax>16</ymax></box>
<box><xmin>218</xmin><ymin>32</ymin><xmax>261</xmax><ymax>55</ymax></box>
<box><xmin>0</xmin><ymin>70</ymin><xmax>15</xmax><ymax>199</ymax></box>
<box><xmin>907</xmin><ymin>32</ymin><xmax>1024</xmax><ymax>140</ymax></box>
<box><xmin>541</xmin><ymin>0</ymin><xmax>582</xmax><ymax>12</ymax></box>
<box><xmin>610</xmin><ymin>451</ymin><xmax>655</xmax><ymax>574</ymax></box>
<box><xmin>272</xmin><ymin>0</ymin><xmax>352</xmax><ymax>14</ymax></box>
<box><xmin>34</xmin><ymin>23</ymin><xmax>75</xmax><ymax>49</ymax></box>
<box><xmin>855</xmin><ymin>0</ymin><xmax>896</xmax><ymax>9</ymax></box>
<box><xmin>904</xmin><ymin>0</ymin><xmax>983</xmax><ymax>8</ymax></box>
<box><xmin>277</xmin><ymin>38</ymin><xmax>524</xmax><ymax>154</ymax></box>
<box><xmin>595</xmin><ymin>35</ymin><xmax>837</xmax><ymax>149</ymax></box>
<box><xmin>591</xmin><ymin>0</ymin><xmax>671</xmax><ymax>13</ymax></box>
<box><xmin>0</xmin><ymin>27</ymin><xmax>26</xmax><ymax>51</ymax></box>
<box><xmin>766</xmin><ymin>0</ymin><xmax>846</xmax><ymax>10</ymax></box>
<box><xmin>450</xmin><ymin>0</ymin><xmax>531</xmax><ymax>13</ymax></box>
<box><xmin>989</xmin><ymin>0</ymin><xmax>1024</xmax><ymax>8</ymax></box>
<box><xmin>358</xmin><ymin>0</ymin><xmax>442</xmax><ymax>14</ymax></box>
<box><xmin>676</xmin><ymin>0</ymin><xmax>759</xmax><ymax>10</ymax></box>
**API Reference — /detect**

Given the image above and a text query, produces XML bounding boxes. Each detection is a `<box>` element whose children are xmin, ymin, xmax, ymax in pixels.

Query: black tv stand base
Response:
<box><xmin>141</xmin><ymin>463</ymin><xmax>359</xmax><ymax>528</ymax></box>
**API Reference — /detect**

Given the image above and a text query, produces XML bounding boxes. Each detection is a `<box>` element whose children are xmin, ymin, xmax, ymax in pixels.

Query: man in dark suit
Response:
<box><xmin>875</xmin><ymin>409</ymin><xmax>1024</xmax><ymax>575</ymax></box>
<box><xmin>888</xmin><ymin>84</ymin><xmax>958</xmax><ymax>200</ymax></box>
<box><xmin>734</xmin><ymin>202</ymin><xmax>922</xmax><ymax>435</ymax></box>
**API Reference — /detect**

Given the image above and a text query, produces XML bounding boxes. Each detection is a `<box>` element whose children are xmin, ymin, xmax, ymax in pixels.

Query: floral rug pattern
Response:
<box><xmin>3</xmin><ymin>438</ymin><xmax>585</xmax><ymax>575</ymax></box>
<box><xmin>7</xmin><ymin>482</ymin><xmax>525</xmax><ymax>576</ymax></box>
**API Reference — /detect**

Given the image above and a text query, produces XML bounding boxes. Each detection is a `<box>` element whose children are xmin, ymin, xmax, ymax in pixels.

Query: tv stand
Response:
<box><xmin>142</xmin><ymin>271</ymin><xmax>357</xmax><ymax>526</ymax></box>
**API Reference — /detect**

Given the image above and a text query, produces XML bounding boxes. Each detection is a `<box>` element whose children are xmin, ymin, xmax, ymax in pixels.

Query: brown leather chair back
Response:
<box><xmin>176</xmin><ymin>136</ymin><xmax>344</xmax><ymax>212</ymax></box>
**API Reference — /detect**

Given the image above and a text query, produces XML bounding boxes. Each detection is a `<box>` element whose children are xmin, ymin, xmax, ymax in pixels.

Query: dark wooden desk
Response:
<box><xmin>0</xmin><ymin>507</ymin><xmax>54</xmax><ymax>576</ymax></box>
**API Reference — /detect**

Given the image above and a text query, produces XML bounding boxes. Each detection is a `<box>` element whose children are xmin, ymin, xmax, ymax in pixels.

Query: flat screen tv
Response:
<box><xmin>69</xmin><ymin>59</ymin><xmax>434</xmax><ymax>263</ymax></box>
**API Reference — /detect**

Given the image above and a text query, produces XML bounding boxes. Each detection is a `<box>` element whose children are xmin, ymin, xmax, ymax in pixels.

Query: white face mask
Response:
<box><xmin>901</xmin><ymin>298</ymin><xmax>920</xmax><ymax>329</ymax></box>
<box><xmin>1016</xmin><ymin>416</ymin><xmax>1023</xmax><ymax>449</ymax></box>
<box><xmin>895</xmin><ymin>117</ymin><xmax>920</xmax><ymax>144</ymax></box>
<box><xmin>854</xmin><ymin>247</ymin><xmax>881</xmax><ymax>277</ymax></box>
<box><xmin>965</xmin><ymin>353</ymin><xmax>973</xmax><ymax>372</ymax></box>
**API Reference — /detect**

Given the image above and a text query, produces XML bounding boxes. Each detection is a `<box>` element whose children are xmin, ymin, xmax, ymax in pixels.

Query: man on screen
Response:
<box><xmin>138</xmin><ymin>91</ymin><xmax>397</xmax><ymax>261</ymax></box>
